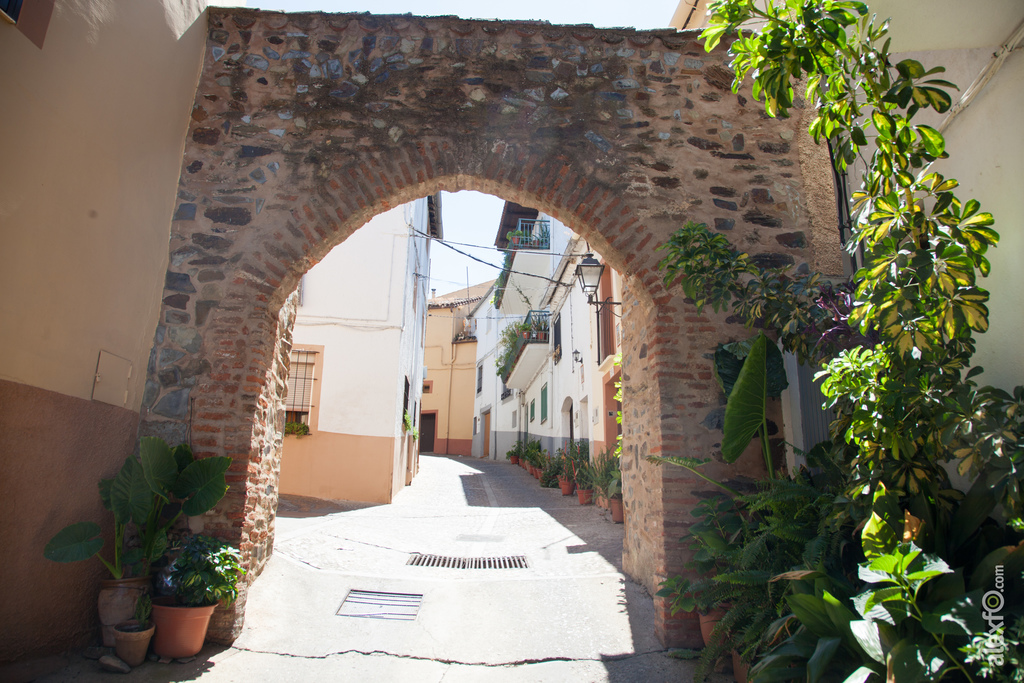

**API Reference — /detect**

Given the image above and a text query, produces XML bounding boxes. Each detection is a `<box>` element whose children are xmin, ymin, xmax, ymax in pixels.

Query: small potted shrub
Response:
<box><xmin>607</xmin><ymin>469</ymin><xmax>624</xmax><ymax>523</ymax></box>
<box><xmin>151</xmin><ymin>534</ymin><xmax>244</xmax><ymax>659</ymax></box>
<box><xmin>573</xmin><ymin>461</ymin><xmax>594</xmax><ymax>505</ymax></box>
<box><xmin>113</xmin><ymin>594</ymin><xmax>155</xmax><ymax>667</ymax></box>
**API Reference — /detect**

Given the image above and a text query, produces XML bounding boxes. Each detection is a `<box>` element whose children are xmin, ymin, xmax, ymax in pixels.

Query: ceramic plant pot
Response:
<box><xmin>510</xmin><ymin>456</ymin><xmax>519</xmax><ymax>465</ymax></box>
<box><xmin>699</xmin><ymin>607</ymin><xmax>728</xmax><ymax>647</ymax></box>
<box><xmin>558</xmin><ymin>476</ymin><xmax>575</xmax><ymax>496</ymax></box>
<box><xmin>151</xmin><ymin>600</ymin><xmax>216</xmax><ymax>659</ymax></box>
<box><xmin>731</xmin><ymin>650</ymin><xmax>749</xmax><ymax>683</ymax></box>
<box><xmin>576</xmin><ymin>488</ymin><xmax>593</xmax><ymax>505</ymax></box>
<box><xmin>113</xmin><ymin>620</ymin><xmax>155</xmax><ymax>667</ymax></box>
<box><xmin>98</xmin><ymin>577</ymin><xmax>152</xmax><ymax>647</ymax></box>
<box><xmin>609</xmin><ymin>496</ymin><xmax>624</xmax><ymax>523</ymax></box>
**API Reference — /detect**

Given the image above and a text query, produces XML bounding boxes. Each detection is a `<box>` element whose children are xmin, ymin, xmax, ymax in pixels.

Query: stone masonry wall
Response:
<box><xmin>141</xmin><ymin>9</ymin><xmax>835</xmax><ymax>645</ymax></box>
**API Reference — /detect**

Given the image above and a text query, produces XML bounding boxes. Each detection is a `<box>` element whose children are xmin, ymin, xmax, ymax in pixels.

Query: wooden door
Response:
<box><xmin>483</xmin><ymin>411</ymin><xmax>491</xmax><ymax>458</ymax></box>
<box><xmin>421</xmin><ymin>413</ymin><xmax>436</xmax><ymax>453</ymax></box>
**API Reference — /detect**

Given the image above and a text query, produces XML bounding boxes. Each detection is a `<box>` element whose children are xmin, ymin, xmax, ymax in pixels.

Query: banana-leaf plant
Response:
<box><xmin>650</xmin><ymin>332</ymin><xmax>787</xmax><ymax>493</ymax></box>
<box><xmin>718</xmin><ymin>332</ymin><xmax>788</xmax><ymax>476</ymax></box>
<box><xmin>44</xmin><ymin>437</ymin><xmax>231</xmax><ymax>579</ymax></box>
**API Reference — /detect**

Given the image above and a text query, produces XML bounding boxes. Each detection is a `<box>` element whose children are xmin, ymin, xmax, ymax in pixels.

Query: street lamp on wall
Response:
<box><xmin>575</xmin><ymin>253</ymin><xmax>621</xmax><ymax>308</ymax></box>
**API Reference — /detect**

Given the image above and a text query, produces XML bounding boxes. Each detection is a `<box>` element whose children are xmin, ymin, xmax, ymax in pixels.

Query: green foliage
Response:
<box><xmin>665</xmin><ymin>0</ymin><xmax>1024</xmax><ymax>678</ymax></box>
<box><xmin>962</xmin><ymin>617</ymin><xmax>1024</xmax><ymax>682</ymax></box>
<box><xmin>134</xmin><ymin>593</ymin><xmax>152</xmax><ymax>629</ymax></box>
<box><xmin>45</xmin><ymin>437</ymin><xmax>231</xmax><ymax>579</ymax></box>
<box><xmin>540</xmin><ymin>455</ymin><xmax>562</xmax><ymax>488</ymax></box>
<box><xmin>284</xmin><ymin>421</ymin><xmax>309</xmax><ymax>436</ymax></box>
<box><xmin>720</xmin><ymin>333</ymin><xmax>785</xmax><ymax>471</ymax></box>
<box><xmin>170</xmin><ymin>534</ymin><xmax>244</xmax><ymax>608</ymax></box>
<box><xmin>591</xmin><ymin>448</ymin><xmax>620</xmax><ymax>498</ymax></box>
<box><xmin>402</xmin><ymin>411</ymin><xmax>418</xmax><ymax>440</ymax></box>
<box><xmin>751</xmin><ymin>483</ymin><xmax>1011</xmax><ymax>681</ymax></box>
<box><xmin>495</xmin><ymin>320</ymin><xmax>530</xmax><ymax>375</ymax></box>
<box><xmin>657</xmin><ymin>444</ymin><xmax>853</xmax><ymax>680</ymax></box>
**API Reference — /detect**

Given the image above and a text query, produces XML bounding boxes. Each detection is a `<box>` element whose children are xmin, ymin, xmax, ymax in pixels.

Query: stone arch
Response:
<box><xmin>143</xmin><ymin>8</ymin><xmax>834</xmax><ymax>646</ymax></box>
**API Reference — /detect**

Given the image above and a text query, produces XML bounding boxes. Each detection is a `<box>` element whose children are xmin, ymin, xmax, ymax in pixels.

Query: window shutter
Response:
<box><xmin>287</xmin><ymin>351</ymin><xmax>317</xmax><ymax>411</ymax></box>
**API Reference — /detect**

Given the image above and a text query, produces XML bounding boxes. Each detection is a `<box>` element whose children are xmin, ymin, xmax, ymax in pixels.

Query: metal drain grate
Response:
<box><xmin>407</xmin><ymin>553</ymin><xmax>529</xmax><ymax>569</ymax></box>
<box><xmin>337</xmin><ymin>590</ymin><xmax>423</xmax><ymax>620</ymax></box>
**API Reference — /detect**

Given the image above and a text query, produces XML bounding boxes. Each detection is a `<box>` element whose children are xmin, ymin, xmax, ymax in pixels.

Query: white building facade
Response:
<box><xmin>471</xmin><ymin>202</ymin><xmax>623</xmax><ymax>462</ymax></box>
<box><xmin>279</xmin><ymin>195</ymin><xmax>439</xmax><ymax>503</ymax></box>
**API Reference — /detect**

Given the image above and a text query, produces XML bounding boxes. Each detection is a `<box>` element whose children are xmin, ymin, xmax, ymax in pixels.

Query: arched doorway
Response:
<box><xmin>140</xmin><ymin>8</ymin><xmax>833</xmax><ymax>646</ymax></box>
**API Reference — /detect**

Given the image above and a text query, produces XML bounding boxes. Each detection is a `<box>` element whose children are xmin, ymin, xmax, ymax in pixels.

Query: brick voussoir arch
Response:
<box><xmin>142</xmin><ymin>7</ymin><xmax>830</xmax><ymax>647</ymax></box>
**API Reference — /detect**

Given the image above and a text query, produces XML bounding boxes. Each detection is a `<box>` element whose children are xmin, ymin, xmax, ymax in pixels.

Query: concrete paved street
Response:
<box><xmin>34</xmin><ymin>455</ymin><xmax>717</xmax><ymax>682</ymax></box>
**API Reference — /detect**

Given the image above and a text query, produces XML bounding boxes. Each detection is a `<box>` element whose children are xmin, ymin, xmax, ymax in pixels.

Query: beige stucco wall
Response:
<box><xmin>0</xmin><ymin>1</ymin><xmax>225</xmax><ymax>664</ymax></box>
<box><xmin>0</xmin><ymin>1</ymin><xmax>211</xmax><ymax>406</ymax></box>
<box><xmin>867</xmin><ymin>0</ymin><xmax>1024</xmax><ymax>390</ymax></box>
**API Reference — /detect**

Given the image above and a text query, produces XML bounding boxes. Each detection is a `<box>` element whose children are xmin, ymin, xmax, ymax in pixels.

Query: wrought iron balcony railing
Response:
<box><xmin>506</xmin><ymin>218</ymin><xmax>550</xmax><ymax>251</ymax></box>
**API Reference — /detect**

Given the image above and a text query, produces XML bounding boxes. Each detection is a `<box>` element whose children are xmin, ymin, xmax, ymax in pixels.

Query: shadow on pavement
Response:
<box><xmin>276</xmin><ymin>493</ymin><xmax>381</xmax><ymax>518</ymax></box>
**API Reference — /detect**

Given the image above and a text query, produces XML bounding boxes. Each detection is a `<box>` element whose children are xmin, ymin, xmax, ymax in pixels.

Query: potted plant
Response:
<box><xmin>540</xmin><ymin>454</ymin><xmax>561</xmax><ymax>488</ymax></box>
<box><xmin>555</xmin><ymin>449</ymin><xmax>575</xmax><ymax>495</ymax></box>
<box><xmin>151</xmin><ymin>534</ymin><xmax>244</xmax><ymax>659</ymax></box>
<box><xmin>607</xmin><ymin>469</ymin><xmax>624</xmax><ymax>524</ymax></box>
<box><xmin>44</xmin><ymin>437</ymin><xmax>231</xmax><ymax>646</ymax></box>
<box><xmin>505</xmin><ymin>441</ymin><xmax>524</xmax><ymax>466</ymax></box>
<box><xmin>113</xmin><ymin>594</ymin><xmax>155</xmax><ymax>667</ymax></box>
<box><xmin>572</xmin><ymin>460</ymin><xmax>594</xmax><ymax>505</ymax></box>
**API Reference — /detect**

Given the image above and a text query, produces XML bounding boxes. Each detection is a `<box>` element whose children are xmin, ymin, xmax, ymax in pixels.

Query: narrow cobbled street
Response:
<box><xmin>40</xmin><ymin>455</ymin><xmax>717</xmax><ymax>682</ymax></box>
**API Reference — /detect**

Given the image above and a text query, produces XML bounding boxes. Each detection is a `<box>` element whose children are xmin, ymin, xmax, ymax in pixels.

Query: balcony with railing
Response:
<box><xmin>493</xmin><ymin>219</ymin><xmax>552</xmax><ymax>315</ymax></box>
<box><xmin>506</xmin><ymin>218</ymin><xmax>550</xmax><ymax>251</ymax></box>
<box><xmin>498</xmin><ymin>310</ymin><xmax>551</xmax><ymax>390</ymax></box>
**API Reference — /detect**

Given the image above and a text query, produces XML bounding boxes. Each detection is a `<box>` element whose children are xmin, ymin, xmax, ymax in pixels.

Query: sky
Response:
<box><xmin>247</xmin><ymin>0</ymin><xmax>682</xmax><ymax>296</ymax></box>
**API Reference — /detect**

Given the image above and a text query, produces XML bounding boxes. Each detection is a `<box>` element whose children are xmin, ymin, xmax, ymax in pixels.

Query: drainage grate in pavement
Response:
<box><xmin>336</xmin><ymin>590</ymin><xmax>423</xmax><ymax>620</ymax></box>
<box><xmin>407</xmin><ymin>553</ymin><xmax>529</xmax><ymax>569</ymax></box>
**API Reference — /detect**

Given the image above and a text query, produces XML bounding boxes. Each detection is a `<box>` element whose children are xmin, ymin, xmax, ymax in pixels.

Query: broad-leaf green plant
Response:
<box><xmin>44</xmin><ymin>437</ymin><xmax>231</xmax><ymax>578</ymax></box>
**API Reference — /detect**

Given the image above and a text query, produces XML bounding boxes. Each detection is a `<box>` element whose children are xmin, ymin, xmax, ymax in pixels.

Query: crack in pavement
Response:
<box><xmin>227</xmin><ymin>644</ymin><xmax>678</xmax><ymax>668</ymax></box>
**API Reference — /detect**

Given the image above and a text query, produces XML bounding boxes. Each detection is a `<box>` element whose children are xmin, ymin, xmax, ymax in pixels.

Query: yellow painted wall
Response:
<box><xmin>422</xmin><ymin>285</ymin><xmax>492</xmax><ymax>454</ymax></box>
<box><xmin>280</xmin><ymin>433</ymin><xmax>396</xmax><ymax>504</ymax></box>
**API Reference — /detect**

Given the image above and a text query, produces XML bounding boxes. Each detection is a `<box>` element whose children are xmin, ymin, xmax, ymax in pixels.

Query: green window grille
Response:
<box><xmin>541</xmin><ymin>384</ymin><xmax>548</xmax><ymax>422</ymax></box>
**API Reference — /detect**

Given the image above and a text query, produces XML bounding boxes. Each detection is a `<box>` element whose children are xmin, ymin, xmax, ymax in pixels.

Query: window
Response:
<box><xmin>473</xmin><ymin>417</ymin><xmax>478</xmax><ymax>435</ymax></box>
<box><xmin>286</xmin><ymin>350</ymin><xmax>317</xmax><ymax>424</ymax></box>
<box><xmin>476</xmin><ymin>364</ymin><xmax>483</xmax><ymax>394</ymax></box>
<box><xmin>1</xmin><ymin>0</ymin><xmax>23</xmax><ymax>22</ymax></box>
<box><xmin>553</xmin><ymin>314</ymin><xmax>562</xmax><ymax>363</ymax></box>
<box><xmin>530</xmin><ymin>399</ymin><xmax>535</xmax><ymax>422</ymax></box>
<box><xmin>540</xmin><ymin>384</ymin><xmax>548</xmax><ymax>423</ymax></box>
<box><xmin>423</xmin><ymin>381</ymin><xmax>433</xmax><ymax>394</ymax></box>
<box><xmin>404</xmin><ymin>376</ymin><xmax>410</xmax><ymax>412</ymax></box>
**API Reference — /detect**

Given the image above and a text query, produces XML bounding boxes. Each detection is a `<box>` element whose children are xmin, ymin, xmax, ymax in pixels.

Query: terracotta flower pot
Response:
<box><xmin>151</xmin><ymin>599</ymin><xmax>216</xmax><ymax>659</ymax></box>
<box><xmin>576</xmin><ymin>488</ymin><xmax>593</xmax><ymax>505</ymax></box>
<box><xmin>98</xmin><ymin>577</ymin><xmax>152</xmax><ymax>647</ymax></box>
<box><xmin>510</xmin><ymin>456</ymin><xmax>519</xmax><ymax>465</ymax></box>
<box><xmin>114</xmin><ymin>620</ymin><xmax>155</xmax><ymax>667</ymax></box>
<box><xmin>731</xmin><ymin>650</ymin><xmax>749</xmax><ymax>683</ymax></box>
<box><xmin>609</xmin><ymin>496</ymin><xmax>624</xmax><ymax>523</ymax></box>
<box><xmin>558</xmin><ymin>476</ymin><xmax>575</xmax><ymax>495</ymax></box>
<box><xmin>699</xmin><ymin>607</ymin><xmax>728</xmax><ymax>647</ymax></box>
